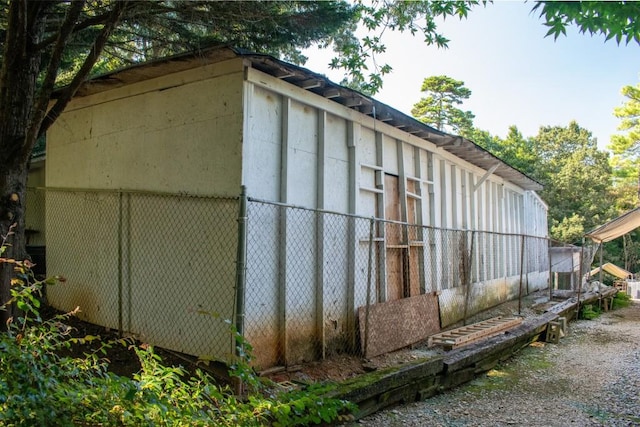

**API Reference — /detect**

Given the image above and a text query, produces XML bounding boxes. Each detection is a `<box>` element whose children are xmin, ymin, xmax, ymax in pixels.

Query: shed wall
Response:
<box><xmin>26</xmin><ymin>163</ymin><xmax>47</xmax><ymax>246</ymax></box>
<box><xmin>37</xmin><ymin>54</ymin><xmax>549</xmax><ymax>369</ymax></box>
<box><xmin>45</xmin><ymin>59</ymin><xmax>246</xmax><ymax>360</ymax></box>
<box><xmin>241</xmin><ymin>68</ymin><xmax>549</xmax><ymax>368</ymax></box>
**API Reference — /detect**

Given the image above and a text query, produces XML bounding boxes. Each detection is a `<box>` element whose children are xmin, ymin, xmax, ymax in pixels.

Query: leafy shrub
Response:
<box><xmin>0</xmin><ymin>227</ymin><xmax>355</xmax><ymax>426</ymax></box>
<box><xmin>612</xmin><ymin>291</ymin><xmax>632</xmax><ymax>310</ymax></box>
<box><xmin>580</xmin><ymin>303</ymin><xmax>601</xmax><ymax>320</ymax></box>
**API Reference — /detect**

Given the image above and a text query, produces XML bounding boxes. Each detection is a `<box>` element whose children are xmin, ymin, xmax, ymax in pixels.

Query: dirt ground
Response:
<box><xmin>42</xmin><ymin>305</ymin><xmax>194</xmax><ymax>378</ymax></box>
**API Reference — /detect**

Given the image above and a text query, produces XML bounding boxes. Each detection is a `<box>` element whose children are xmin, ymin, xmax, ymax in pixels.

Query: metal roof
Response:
<box><xmin>63</xmin><ymin>46</ymin><xmax>542</xmax><ymax>191</ymax></box>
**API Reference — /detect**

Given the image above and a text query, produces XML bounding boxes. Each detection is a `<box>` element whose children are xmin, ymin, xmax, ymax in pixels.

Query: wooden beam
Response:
<box><xmin>473</xmin><ymin>163</ymin><xmax>500</xmax><ymax>192</ymax></box>
<box><xmin>323</xmin><ymin>88</ymin><xmax>340</xmax><ymax>98</ymax></box>
<box><xmin>273</xmin><ymin>69</ymin><xmax>295</xmax><ymax>79</ymax></box>
<box><xmin>344</xmin><ymin>97</ymin><xmax>363</xmax><ymax>107</ymax></box>
<box><xmin>300</xmin><ymin>78</ymin><xmax>322</xmax><ymax>89</ymax></box>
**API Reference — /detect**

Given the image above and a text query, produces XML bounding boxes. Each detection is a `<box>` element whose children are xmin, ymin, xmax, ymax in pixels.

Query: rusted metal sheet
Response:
<box><xmin>358</xmin><ymin>293</ymin><xmax>440</xmax><ymax>358</ymax></box>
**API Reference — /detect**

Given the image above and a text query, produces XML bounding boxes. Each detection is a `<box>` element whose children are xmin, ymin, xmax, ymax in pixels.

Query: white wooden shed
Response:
<box><xmin>34</xmin><ymin>46</ymin><xmax>548</xmax><ymax>369</ymax></box>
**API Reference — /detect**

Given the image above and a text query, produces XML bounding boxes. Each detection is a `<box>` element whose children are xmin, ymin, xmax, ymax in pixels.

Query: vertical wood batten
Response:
<box><xmin>346</xmin><ymin>121</ymin><xmax>359</xmax><ymax>351</ymax></box>
<box><xmin>396</xmin><ymin>140</ymin><xmax>409</xmax><ymax>297</ymax></box>
<box><xmin>413</xmin><ymin>147</ymin><xmax>426</xmax><ymax>295</ymax></box>
<box><xmin>375</xmin><ymin>131</ymin><xmax>387</xmax><ymax>303</ymax></box>
<box><xmin>278</xmin><ymin>96</ymin><xmax>290</xmax><ymax>365</ymax></box>
<box><xmin>316</xmin><ymin>110</ymin><xmax>326</xmax><ymax>359</ymax></box>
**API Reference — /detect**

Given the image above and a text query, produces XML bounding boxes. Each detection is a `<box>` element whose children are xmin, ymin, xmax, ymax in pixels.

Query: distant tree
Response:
<box><xmin>411</xmin><ymin>75</ymin><xmax>475</xmax><ymax>134</ymax></box>
<box><xmin>478</xmin><ymin>126</ymin><xmax>539</xmax><ymax>177</ymax></box>
<box><xmin>608</xmin><ymin>156</ymin><xmax>639</xmax><ymax>211</ymax></box>
<box><xmin>610</xmin><ymin>81</ymin><xmax>640</xmax><ymax>206</ymax></box>
<box><xmin>532</xmin><ymin>121</ymin><xmax>613</xmax><ymax>243</ymax></box>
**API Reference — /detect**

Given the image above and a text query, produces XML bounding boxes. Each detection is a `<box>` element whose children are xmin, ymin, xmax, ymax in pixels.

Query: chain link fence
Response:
<box><xmin>244</xmin><ymin>198</ymin><xmax>550</xmax><ymax>367</ymax></box>
<box><xmin>30</xmin><ymin>187</ymin><xmax>239</xmax><ymax>361</ymax></box>
<box><xmin>549</xmin><ymin>239</ymin><xmax>598</xmax><ymax>293</ymax></box>
<box><xmin>27</xmin><ymin>187</ymin><xmax>551</xmax><ymax>369</ymax></box>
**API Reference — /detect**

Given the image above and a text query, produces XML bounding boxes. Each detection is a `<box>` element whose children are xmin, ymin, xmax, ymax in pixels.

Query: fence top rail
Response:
<box><xmin>247</xmin><ymin>196</ymin><xmax>550</xmax><ymax>241</ymax></box>
<box><xmin>27</xmin><ymin>186</ymin><xmax>239</xmax><ymax>201</ymax></box>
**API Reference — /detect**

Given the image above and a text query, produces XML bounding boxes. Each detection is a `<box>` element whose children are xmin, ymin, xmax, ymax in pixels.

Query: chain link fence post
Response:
<box><xmin>518</xmin><ymin>234</ymin><xmax>525</xmax><ymax>315</ymax></box>
<box><xmin>363</xmin><ymin>217</ymin><xmax>375</xmax><ymax>358</ymax></box>
<box><xmin>548</xmin><ymin>239</ymin><xmax>553</xmax><ymax>300</ymax></box>
<box><xmin>234</xmin><ymin>186</ymin><xmax>248</xmax><ymax>396</ymax></box>
<box><xmin>117</xmin><ymin>191</ymin><xmax>124</xmax><ymax>337</ymax></box>
<box><xmin>577</xmin><ymin>240</ymin><xmax>584</xmax><ymax>319</ymax></box>
<box><xmin>462</xmin><ymin>230</ymin><xmax>475</xmax><ymax>326</ymax></box>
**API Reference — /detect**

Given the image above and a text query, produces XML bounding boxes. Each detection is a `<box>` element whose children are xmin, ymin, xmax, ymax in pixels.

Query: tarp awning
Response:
<box><xmin>585</xmin><ymin>207</ymin><xmax>640</xmax><ymax>243</ymax></box>
<box><xmin>589</xmin><ymin>262</ymin><xmax>633</xmax><ymax>280</ymax></box>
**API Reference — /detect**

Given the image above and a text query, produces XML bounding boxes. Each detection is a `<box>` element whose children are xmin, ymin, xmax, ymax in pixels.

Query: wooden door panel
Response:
<box><xmin>384</xmin><ymin>174</ymin><xmax>403</xmax><ymax>300</ymax></box>
<box><xmin>386</xmin><ymin>248</ymin><xmax>404</xmax><ymax>301</ymax></box>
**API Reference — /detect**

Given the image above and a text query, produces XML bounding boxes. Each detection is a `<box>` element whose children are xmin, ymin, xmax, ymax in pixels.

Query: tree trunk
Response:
<box><xmin>0</xmin><ymin>166</ymin><xmax>29</xmax><ymax>326</ymax></box>
<box><xmin>0</xmin><ymin>1</ymin><xmax>48</xmax><ymax>327</ymax></box>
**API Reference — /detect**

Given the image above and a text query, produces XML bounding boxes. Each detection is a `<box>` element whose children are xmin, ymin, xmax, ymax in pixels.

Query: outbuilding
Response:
<box><xmin>28</xmin><ymin>46</ymin><xmax>549</xmax><ymax>369</ymax></box>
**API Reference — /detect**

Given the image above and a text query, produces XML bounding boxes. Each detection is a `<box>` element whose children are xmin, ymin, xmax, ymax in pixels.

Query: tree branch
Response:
<box><xmin>26</xmin><ymin>0</ymin><xmax>86</xmax><ymax>159</ymax></box>
<box><xmin>38</xmin><ymin>1</ymin><xmax>130</xmax><ymax>138</ymax></box>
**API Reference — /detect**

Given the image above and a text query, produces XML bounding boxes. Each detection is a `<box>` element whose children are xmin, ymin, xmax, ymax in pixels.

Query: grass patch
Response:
<box><xmin>464</xmin><ymin>343</ymin><xmax>555</xmax><ymax>395</ymax></box>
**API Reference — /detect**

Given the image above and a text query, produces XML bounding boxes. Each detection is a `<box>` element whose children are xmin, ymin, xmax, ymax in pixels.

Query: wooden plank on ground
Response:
<box><xmin>428</xmin><ymin>316</ymin><xmax>523</xmax><ymax>350</ymax></box>
<box><xmin>358</xmin><ymin>293</ymin><xmax>440</xmax><ymax>358</ymax></box>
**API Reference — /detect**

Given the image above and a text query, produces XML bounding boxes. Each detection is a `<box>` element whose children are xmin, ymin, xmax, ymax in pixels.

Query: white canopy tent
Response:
<box><xmin>589</xmin><ymin>263</ymin><xmax>633</xmax><ymax>280</ymax></box>
<box><xmin>585</xmin><ymin>207</ymin><xmax>640</xmax><ymax>243</ymax></box>
<box><xmin>585</xmin><ymin>207</ymin><xmax>640</xmax><ymax>285</ymax></box>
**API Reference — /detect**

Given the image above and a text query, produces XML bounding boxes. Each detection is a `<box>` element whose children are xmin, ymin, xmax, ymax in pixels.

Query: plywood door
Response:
<box><xmin>385</xmin><ymin>174</ymin><xmax>404</xmax><ymax>301</ymax></box>
<box><xmin>406</xmin><ymin>180</ymin><xmax>421</xmax><ymax>297</ymax></box>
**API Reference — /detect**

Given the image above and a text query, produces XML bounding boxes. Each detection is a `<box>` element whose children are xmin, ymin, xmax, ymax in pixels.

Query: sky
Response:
<box><xmin>302</xmin><ymin>1</ymin><xmax>640</xmax><ymax>150</ymax></box>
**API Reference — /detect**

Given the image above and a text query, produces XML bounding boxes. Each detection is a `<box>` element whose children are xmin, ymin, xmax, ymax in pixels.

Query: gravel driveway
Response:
<box><xmin>354</xmin><ymin>300</ymin><xmax>640</xmax><ymax>427</ymax></box>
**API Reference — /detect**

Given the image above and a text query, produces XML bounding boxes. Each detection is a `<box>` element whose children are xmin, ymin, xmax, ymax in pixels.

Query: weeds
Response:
<box><xmin>0</xmin><ymin>224</ymin><xmax>355</xmax><ymax>426</ymax></box>
<box><xmin>612</xmin><ymin>292</ymin><xmax>631</xmax><ymax>310</ymax></box>
<box><xmin>580</xmin><ymin>303</ymin><xmax>602</xmax><ymax>320</ymax></box>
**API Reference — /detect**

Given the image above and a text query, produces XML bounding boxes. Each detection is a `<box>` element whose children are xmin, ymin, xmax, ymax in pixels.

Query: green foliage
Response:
<box><xmin>612</xmin><ymin>291</ymin><xmax>632</xmax><ymax>310</ymax></box>
<box><xmin>532</xmin><ymin>121</ymin><xmax>614</xmax><ymax>243</ymax></box>
<box><xmin>608</xmin><ymin>81</ymin><xmax>640</xmax><ymax>210</ymax></box>
<box><xmin>411</xmin><ymin>75</ymin><xmax>475</xmax><ymax>133</ymax></box>
<box><xmin>0</xmin><ymin>236</ymin><xmax>355</xmax><ymax>426</ymax></box>
<box><xmin>611</xmin><ymin>83</ymin><xmax>640</xmax><ymax>155</ymax></box>
<box><xmin>580</xmin><ymin>303</ymin><xmax>602</xmax><ymax>320</ymax></box>
<box><xmin>464</xmin><ymin>125</ymin><xmax>540</xmax><ymax>178</ymax></box>
<box><xmin>328</xmin><ymin>1</ymin><xmax>480</xmax><ymax>94</ymax></box>
<box><xmin>550</xmin><ymin>213</ymin><xmax>585</xmax><ymax>245</ymax></box>
<box><xmin>462</xmin><ymin>127</ymin><xmax>502</xmax><ymax>154</ymax></box>
<box><xmin>18</xmin><ymin>1</ymin><xmax>359</xmax><ymax>89</ymax></box>
<box><xmin>465</xmin><ymin>120</ymin><xmax>613</xmax><ymax>244</ymax></box>
<box><xmin>532</xmin><ymin>1</ymin><xmax>640</xmax><ymax>45</ymax></box>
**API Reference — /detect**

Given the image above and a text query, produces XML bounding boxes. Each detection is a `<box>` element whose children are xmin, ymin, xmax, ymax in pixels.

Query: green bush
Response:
<box><xmin>580</xmin><ymin>303</ymin><xmax>601</xmax><ymax>320</ymax></box>
<box><xmin>612</xmin><ymin>291</ymin><xmax>632</xmax><ymax>310</ymax></box>
<box><xmin>0</xmin><ymin>227</ymin><xmax>355</xmax><ymax>426</ymax></box>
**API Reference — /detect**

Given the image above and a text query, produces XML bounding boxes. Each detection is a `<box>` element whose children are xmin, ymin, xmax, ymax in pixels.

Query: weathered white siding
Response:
<box><xmin>241</xmin><ymin>66</ymin><xmax>548</xmax><ymax>366</ymax></box>
<box><xmin>47</xmin><ymin>60</ymin><xmax>244</xmax><ymax>196</ymax></box>
<box><xmin>45</xmin><ymin>59</ymin><xmax>246</xmax><ymax>359</ymax></box>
